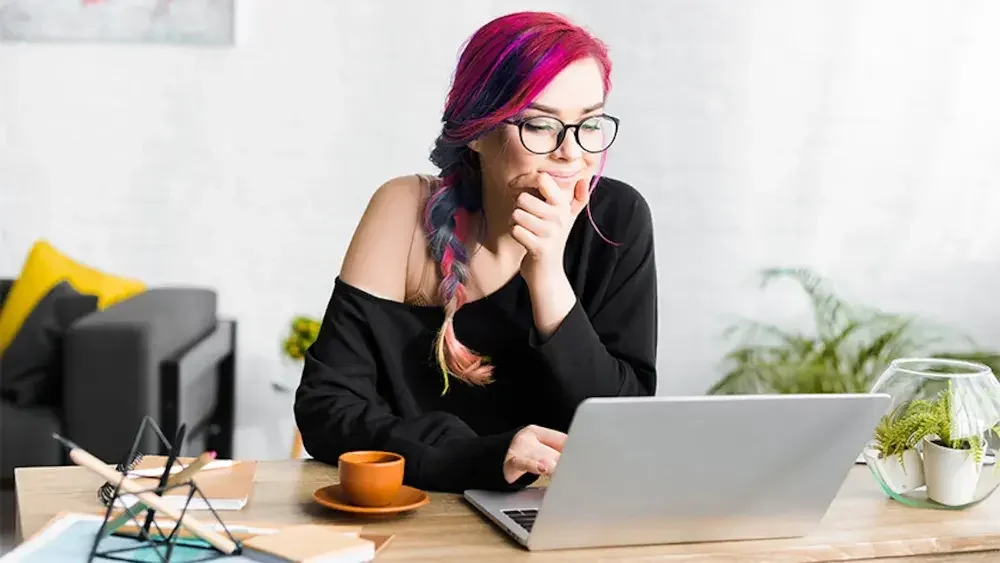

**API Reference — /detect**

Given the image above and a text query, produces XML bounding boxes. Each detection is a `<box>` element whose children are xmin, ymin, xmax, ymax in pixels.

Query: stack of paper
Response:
<box><xmin>112</xmin><ymin>456</ymin><xmax>258</xmax><ymax>511</ymax></box>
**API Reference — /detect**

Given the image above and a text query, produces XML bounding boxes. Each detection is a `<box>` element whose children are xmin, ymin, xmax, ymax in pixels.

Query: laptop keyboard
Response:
<box><xmin>502</xmin><ymin>509</ymin><xmax>538</xmax><ymax>532</ymax></box>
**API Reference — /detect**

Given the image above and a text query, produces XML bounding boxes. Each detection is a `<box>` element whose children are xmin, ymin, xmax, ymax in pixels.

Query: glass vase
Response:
<box><xmin>861</xmin><ymin>358</ymin><xmax>1000</xmax><ymax>509</ymax></box>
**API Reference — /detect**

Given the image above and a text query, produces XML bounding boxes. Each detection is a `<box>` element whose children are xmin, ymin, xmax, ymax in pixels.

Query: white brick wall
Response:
<box><xmin>2</xmin><ymin>0</ymin><xmax>999</xmax><ymax>458</ymax></box>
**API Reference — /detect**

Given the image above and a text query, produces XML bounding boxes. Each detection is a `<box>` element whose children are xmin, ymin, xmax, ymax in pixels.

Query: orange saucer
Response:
<box><xmin>313</xmin><ymin>484</ymin><xmax>430</xmax><ymax>515</ymax></box>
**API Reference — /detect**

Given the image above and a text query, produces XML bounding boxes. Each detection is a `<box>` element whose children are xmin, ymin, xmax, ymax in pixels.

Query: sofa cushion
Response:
<box><xmin>0</xmin><ymin>240</ymin><xmax>145</xmax><ymax>355</ymax></box>
<box><xmin>0</xmin><ymin>281</ymin><xmax>97</xmax><ymax>407</ymax></box>
<box><xmin>0</xmin><ymin>279</ymin><xmax>13</xmax><ymax>308</ymax></box>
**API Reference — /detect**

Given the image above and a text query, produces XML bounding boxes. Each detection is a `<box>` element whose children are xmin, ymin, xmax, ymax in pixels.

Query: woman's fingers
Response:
<box><xmin>505</xmin><ymin>443</ymin><xmax>561</xmax><ymax>480</ymax></box>
<box><xmin>512</xmin><ymin>207</ymin><xmax>550</xmax><ymax>237</ymax></box>
<box><xmin>506</xmin><ymin>454</ymin><xmax>542</xmax><ymax>476</ymax></box>
<box><xmin>511</xmin><ymin>224</ymin><xmax>541</xmax><ymax>256</ymax></box>
<box><xmin>503</xmin><ymin>425</ymin><xmax>569</xmax><ymax>483</ymax></box>
<box><xmin>534</xmin><ymin>172</ymin><xmax>566</xmax><ymax>206</ymax></box>
<box><xmin>504</xmin><ymin>453</ymin><xmax>548</xmax><ymax>483</ymax></box>
<box><xmin>526</xmin><ymin>442</ymin><xmax>562</xmax><ymax>474</ymax></box>
<box><xmin>515</xmin><ymin>190</ymin><xmax>556</xmax><ymax>218</ymax></box>
<box><xmin>569</xmin><ymin>177</ymin><xmax>591</xmax><ymax>217</ymax></box>
<box><xmin>531</xmin><ymin>426</ymin><xmax>568</xmax><ymax>452</ymax></box>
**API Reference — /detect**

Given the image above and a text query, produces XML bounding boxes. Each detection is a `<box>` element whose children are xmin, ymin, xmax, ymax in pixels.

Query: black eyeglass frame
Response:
<box><xmin>502</xmin><ymin>113</ymin><xmax>621</xmax><ymax>155</ymax></box>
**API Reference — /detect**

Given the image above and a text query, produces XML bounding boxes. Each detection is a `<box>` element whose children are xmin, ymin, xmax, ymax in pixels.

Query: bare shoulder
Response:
<box><xmin>339</xmin><ymin>174</ymin><xmax>431</xmax><ymax>302</ymax></box>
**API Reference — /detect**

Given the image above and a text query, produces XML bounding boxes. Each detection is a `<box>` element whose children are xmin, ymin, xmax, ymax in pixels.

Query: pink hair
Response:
<box><xmin>424</xmin><ymin>12</ymin><xmax>613</xmax><ymax>394</ymax></box>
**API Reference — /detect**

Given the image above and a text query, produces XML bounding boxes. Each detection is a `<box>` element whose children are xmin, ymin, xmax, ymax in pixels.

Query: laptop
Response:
<box><xmin>464</xmin><ymin>393</ymin><xmax>890</xmax><ymax>551</ymax></box>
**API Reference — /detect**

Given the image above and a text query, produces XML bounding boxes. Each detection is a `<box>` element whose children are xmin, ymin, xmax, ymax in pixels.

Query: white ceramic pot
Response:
<box><xmin>873</xmin><ymin>449</ymin><xmax>925</xmax><ymax>494</ymax></box>
<box><xmin>923</xmin><ymin>436</ymin><xmax>984</xmax><ymax>506</ymax></box>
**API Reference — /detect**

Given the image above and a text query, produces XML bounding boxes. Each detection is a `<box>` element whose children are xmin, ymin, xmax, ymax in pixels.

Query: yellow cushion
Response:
<box><xmin>0</xmin><ymin>240</ymin><xmax>146</xmax><ymax>355</ymax></box>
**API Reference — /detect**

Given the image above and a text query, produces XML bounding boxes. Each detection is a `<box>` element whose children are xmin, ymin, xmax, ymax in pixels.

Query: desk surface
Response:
<box><xmin>14</xmin><ymin>460</ymin><xmax>1000</xmax><ymax>562</ymax></box>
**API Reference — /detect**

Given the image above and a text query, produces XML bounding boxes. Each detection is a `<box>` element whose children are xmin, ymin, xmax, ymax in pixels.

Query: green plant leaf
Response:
<box><xmin>280</xmin><ymin>315</ymin><xmax>322</xmax><ymax>361</ymax></box>
<box><xmin>712</xmin><ymin>267</ymin><xmax>999</xmax><ymax>396</ymax></box>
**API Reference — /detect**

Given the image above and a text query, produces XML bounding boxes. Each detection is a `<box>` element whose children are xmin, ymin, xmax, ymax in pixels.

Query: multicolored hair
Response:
<box><xmin>424</xmin><ymin>11</ymin><xmax>613</xmax><ymax>394</ymax></box>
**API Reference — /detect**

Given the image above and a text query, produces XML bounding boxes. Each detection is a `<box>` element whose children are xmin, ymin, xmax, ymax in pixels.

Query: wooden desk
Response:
<box><xmin>14</xmin><ymin>460</ymin><xmax>1000</xmax><ymax>562</ymax></box>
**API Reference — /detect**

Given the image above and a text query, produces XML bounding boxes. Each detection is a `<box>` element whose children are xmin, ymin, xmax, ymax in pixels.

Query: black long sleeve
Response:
<box><xmin>530</xmin><ymin>185</ymin><xmax>658</xmax><ymax>417</ymax></box>
<box><xmin>294</xmin><ymin>284</ymin><xmax>536</xmax><ymax>493</ymax></box>
<box><xmin>294</xmin><ymin>175</ymin><xmax>657</xmax><ymax>492</ymax></box>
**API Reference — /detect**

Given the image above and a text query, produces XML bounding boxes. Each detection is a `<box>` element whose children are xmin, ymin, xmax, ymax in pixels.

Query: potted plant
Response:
<box><xmin>708</xmin><ymin>268</ymin><xmax>1000</xmax><ymax>395</ymax></box>
<box><xmin>282</xmin><ymin>315</ymin><xmax>320</xmax><ymax>361</ymax></box>
<box><xmin>279</xmin><ymin>315</ymin><xmax>321</xmax><ymax>459</ymax></box>
<box><xmin>274</xmin><ymin>315</ymin><xmax>321</xmax><ymax>393</ymax></box>
<box><xmin>870</xmin><ymin>400</ymin><xmax>932</xmax><ymax>494</ymax></box>
<box><xmin>913</xmin><ymin>384</ymin><xmax>1000</xmax><ymax>506</ymax></box>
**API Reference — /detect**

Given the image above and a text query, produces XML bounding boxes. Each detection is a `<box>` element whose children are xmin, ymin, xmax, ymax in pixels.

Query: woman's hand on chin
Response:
<box><xmin>510</xmin><ymin>172</ymin><xmax>590</xmax><ymax>288</ymax></box>
<box><xmin>509</xmin><ymin>172</ymin><xmax>589</xmax><ymax>339</ymax></box>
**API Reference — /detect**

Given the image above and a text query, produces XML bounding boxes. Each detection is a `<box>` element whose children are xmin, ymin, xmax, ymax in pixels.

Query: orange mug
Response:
<box><xmin>337</xmin><ymin>451</ymin><xmax>405</xmax><ymax>507</ymax></box>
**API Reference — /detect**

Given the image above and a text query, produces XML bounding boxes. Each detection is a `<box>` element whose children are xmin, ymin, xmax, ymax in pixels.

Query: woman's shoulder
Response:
<box><xmin>339</xmin><ymin>174</ymin><xmax>435</xmax><ymax>303</ymax></box>
<box><xmin>586</xmin><ymin>175</ymin><xmax>654</xmax><ymax>244</ymax></box>
<box><xmin>363</xmin><ymin>173</ymin><xmax>434</xmax><ymax>212</ymax></box>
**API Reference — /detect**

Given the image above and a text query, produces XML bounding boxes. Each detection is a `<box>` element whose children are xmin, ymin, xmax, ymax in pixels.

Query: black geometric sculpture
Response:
<box><xmin>84</xmin><ymin>416</ymin><xmax>240</xmax><ymax>562</ymax></box>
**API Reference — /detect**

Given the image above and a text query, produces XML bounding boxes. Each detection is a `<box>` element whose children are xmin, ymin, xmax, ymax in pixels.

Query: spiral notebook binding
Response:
<box><xmin>94</xmin><ymin>415</ymin><xmax>176</xmax><ymax>508</ymax></box>
<box><xmin>97</xmin><ymin>451</ymin><xmax>145</xmax><ymax>506</ymax></box>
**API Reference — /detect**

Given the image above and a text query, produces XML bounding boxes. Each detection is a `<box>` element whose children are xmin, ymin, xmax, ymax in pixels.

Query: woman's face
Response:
<box><xmin>471</xmin><ymin>57</ymin><xmax>609</xmax><ymax>202</ymax></box>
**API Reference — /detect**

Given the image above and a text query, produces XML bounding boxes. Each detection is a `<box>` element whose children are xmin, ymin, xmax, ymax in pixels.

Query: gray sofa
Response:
<box><xmin>0</xmin><ymin>279</ymin><xmax>236</xmax><ymax>484</ymax></box>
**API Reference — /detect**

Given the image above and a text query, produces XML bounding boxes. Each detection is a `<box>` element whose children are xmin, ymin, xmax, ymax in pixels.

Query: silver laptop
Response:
<box><xmin>464</xmin><ymin>393</ymin><xmax>890</xmax><ymax>551</ymax></box>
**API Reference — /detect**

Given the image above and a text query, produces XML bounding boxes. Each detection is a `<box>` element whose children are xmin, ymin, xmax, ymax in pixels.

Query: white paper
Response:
<box><xmin>126</xmin><ymin>460</ymin><xmax>234</xmax><ymax>478</ymax></box>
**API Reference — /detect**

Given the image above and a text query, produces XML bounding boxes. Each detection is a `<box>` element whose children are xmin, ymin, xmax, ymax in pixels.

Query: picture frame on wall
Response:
<box><xmin>0</xmin><ymin>0</ymin><xmax>235</xmax><ymax>45</ymax></box>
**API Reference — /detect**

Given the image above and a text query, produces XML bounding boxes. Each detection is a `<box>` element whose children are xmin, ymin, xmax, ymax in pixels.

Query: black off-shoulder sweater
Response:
<box><xmin>294</xmin><ymin>176</ymin><xmax>658</xmax><ymax>493</ymax></box>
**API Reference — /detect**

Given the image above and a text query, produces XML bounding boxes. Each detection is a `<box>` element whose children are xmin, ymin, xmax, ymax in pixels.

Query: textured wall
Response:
<box><xmin>2</xmin><ymin>0</ymin><xmax>999</xmax><ymax>458</ymax></box>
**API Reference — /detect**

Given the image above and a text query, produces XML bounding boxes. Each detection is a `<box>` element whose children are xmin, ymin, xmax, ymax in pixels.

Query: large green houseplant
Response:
<box><xmin>708</xmin><ymin>267</ymin><xmax>1000</xmax><ymax>395</ymax></box>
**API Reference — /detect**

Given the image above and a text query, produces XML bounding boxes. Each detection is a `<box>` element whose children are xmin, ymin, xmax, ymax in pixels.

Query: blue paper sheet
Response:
<box><xmin>1</xmin><ymin>514</ymin><xmax>257</xmax><ymax>563</ymax></box>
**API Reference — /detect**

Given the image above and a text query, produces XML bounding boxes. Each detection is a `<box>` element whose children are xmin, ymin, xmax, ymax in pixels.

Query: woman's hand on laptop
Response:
<box><xmin>503</xmin><ymin>425</ymin><xmax>568</xmax><ymax>483</ymax></box>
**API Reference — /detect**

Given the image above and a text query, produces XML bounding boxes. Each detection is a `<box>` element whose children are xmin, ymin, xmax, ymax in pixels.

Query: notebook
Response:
<box><xmin>107</xmin><ymin>455</ymin><xmax>257</xmax><ymax>511</ymax></box>
<box><xmin>240</xmin><ymin>525</ymin><xmax>375</xmax><ymax>563</ymax></box>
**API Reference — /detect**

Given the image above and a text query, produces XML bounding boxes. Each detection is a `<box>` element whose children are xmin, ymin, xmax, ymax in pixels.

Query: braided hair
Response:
<box><xmin>423</xmin><ymin>11</ymin><xmax>613</xmax><ymax>394</ymax></box>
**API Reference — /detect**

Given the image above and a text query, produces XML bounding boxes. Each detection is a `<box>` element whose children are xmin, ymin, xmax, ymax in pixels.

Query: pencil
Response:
<box><xmin>102</xmin><ymin>450</ymin><xmax>219</xmax><ymax>537</ymax></box>
<box><xmin>115</xmin><ymin>521</ymin><xmax>263</xmax><ymax>542</ymax></box>
<box><xmin>168</xmin><ymin>450</ymin><xmax>219</xmax><ymax>484</ymax></box>
<box><xmin>115</xmin><ymin>521</ymin><xmax>363</xmax><ymax>542</ymax></box>
<box><xmin>52</xmin><ymin>434</ymin><xmax>238</xmax><ymax>555</ymax></box>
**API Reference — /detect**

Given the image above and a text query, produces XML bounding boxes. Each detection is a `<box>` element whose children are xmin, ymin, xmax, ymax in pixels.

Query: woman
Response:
<box><xmin>294</xmin><ymin>11</ymin><xmax>657</xmax><ymax>494</ymax></box>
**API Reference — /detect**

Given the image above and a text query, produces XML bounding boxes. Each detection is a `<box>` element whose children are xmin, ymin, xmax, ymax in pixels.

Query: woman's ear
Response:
<box><xmin>467</xmin><ymin>138</ymin><xmax>481</xmax><ymax>153</ymax></box>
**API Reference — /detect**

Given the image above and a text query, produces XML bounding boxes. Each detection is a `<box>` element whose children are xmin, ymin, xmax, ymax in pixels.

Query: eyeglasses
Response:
<box><xmin>502</xmin><ymin>114</ymin><xmax>620</xmax><ymax>155</ymax></box>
